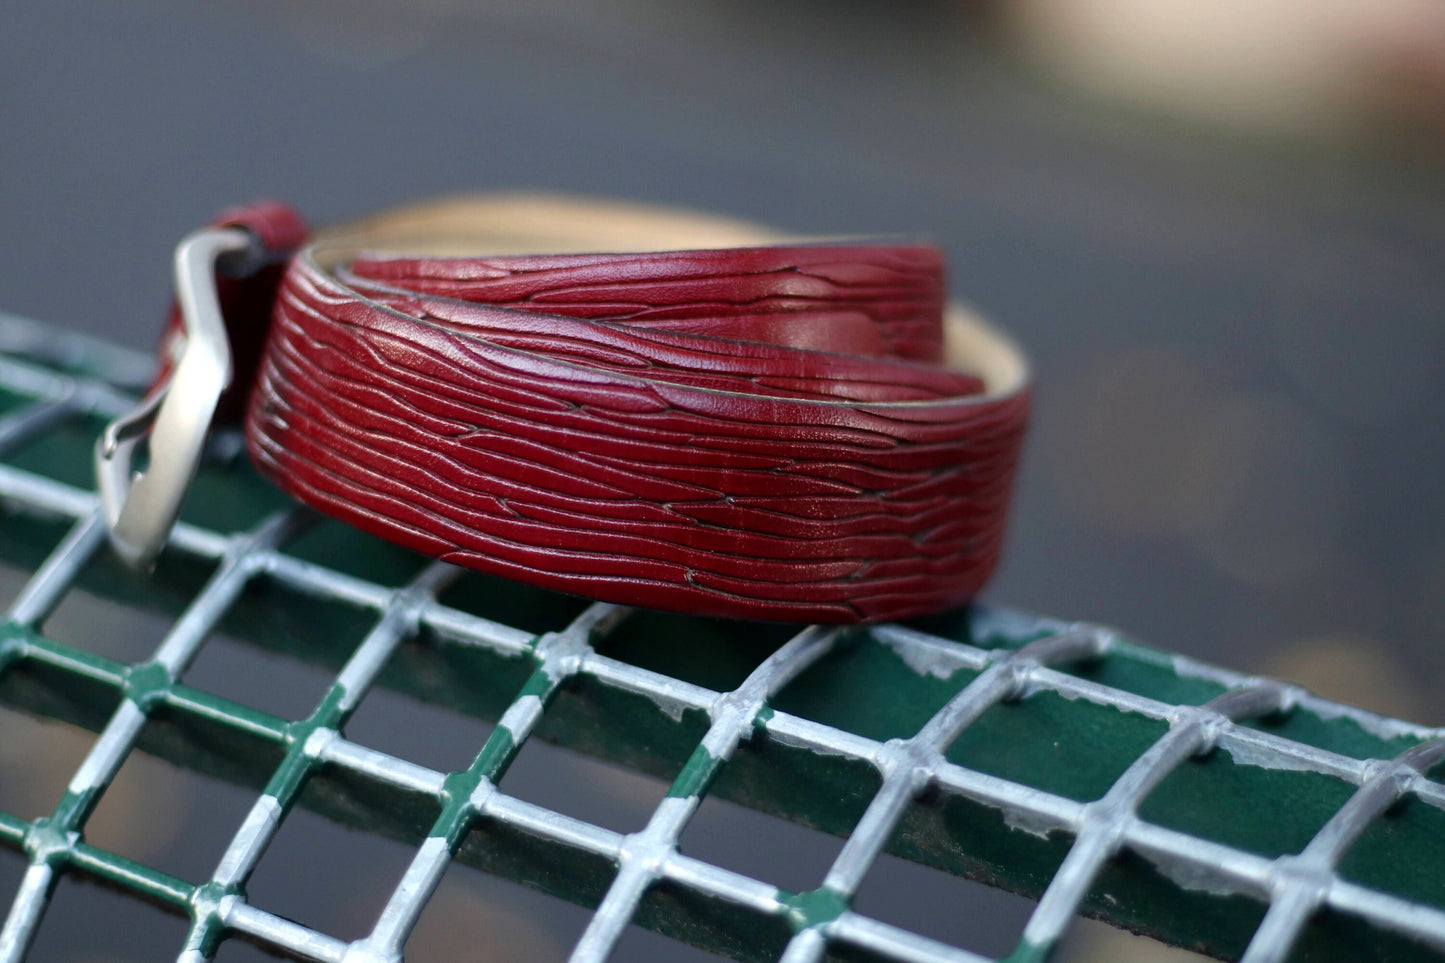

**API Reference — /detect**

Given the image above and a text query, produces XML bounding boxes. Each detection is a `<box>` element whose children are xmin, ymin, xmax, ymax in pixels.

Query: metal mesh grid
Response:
<box><xmin>1</xmin><ymin>310</ymin><xmax>1444</xmax><ymax>962</ymax></box>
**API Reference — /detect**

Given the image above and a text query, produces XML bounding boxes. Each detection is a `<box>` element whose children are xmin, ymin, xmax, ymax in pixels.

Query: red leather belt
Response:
<box><xmin>98</xmin><ymin>196</ymin><xmax>1031</xmax><ymax>623</ymax></box>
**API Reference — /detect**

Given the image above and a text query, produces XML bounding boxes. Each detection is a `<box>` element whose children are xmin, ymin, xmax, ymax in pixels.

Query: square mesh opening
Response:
<box><xmin>944</xmin><ymin>690</ymin><xmax>1170</xmax><ymax>803</ymax></box>
<box><xmin>279</xmin><ymin>515</ymin><xmax>434</xmax><ymax>588</ymax></box>
<box><xmin>679</xmin><ymin>789</ymin><xmax>849</xmax><ymax>895</ymax></box>
<box><xmin>42</xmin><ymin>583</ymin><xmax>185</xmax><ymax>667</ymax></box>
<box><xmin>245</xmin><ymin>777</ymin><xmax>442</xmax><ymax>942</ymax></box>
<box><xmin>406</xmin><ymin>858</ymin><xmax>598</xmax><ymax>962</ymax></box>
<box><xmin>888</xmin><ymin>788</ymin><xmax>1073</xmax><ymax>904</ymax></box>
<box><xmin>769</xmin><ymin>632</ymin><xmax>980</xmax><ymax>743</ymax></box>
<box><xmin>454</xmin><ymin>813</ymin><xmax>618</xmax><ymax>918</ymax></box>
<box><xmin>0</xmin><ymin>385</ymin><xmax>33</xmax><ymax>416</ymax></box>
<box><xmin>216</xmin><ymin>573</ymin><xmax>381</xmax><ymax>672</ymax></box>
<box><xmin>1</xmin><ymin>410</ymin><xmax>110</xmax><ymax>490</ymax></box>
<box><xmin>0</xmin><ymin>561</ymin><xmax>31</xmax><ymax>616</ymax></box>
<box><xmin>711</xmin><ymin>725</ymin><xmax>882</xmax><ymax>839</ymax></box>
<box><xmin>136</xmin><ymin>697</ymin><xmax>288</xmax><ymax>792</ymax></box>
<box><xmin>1241</xmin><ymin>704</ymin><xmax>1423</xmax><ymax>761</ymax></box>
<box><xmin>851</xmin><ymin>849</ymin><xmax>1040</xmax><ymax>960</ymax></box>
<box><xmin>1081</xmin><ymin>849</ymin><xmax>1268</xmax><ymax>960</ymax></box>
<box><xmin>182</xmin><ymin>630</ymin><xmax>340</xmax><ymax>723</ymax></box>
<box><xmin>1430</xmin><ymin>757</ymin><xmax>1445</xmax><ymax>787</ymax></box>
<box><xmin>27</xmin><ymin>872</ymin><xmax>190</xmax><ymax>962</ymax></box>
<box><xmin>1338</xmin><ymin>793</ymin><xmax>1445</xmax><ymax>912</ymax></box>
<box><xmin>1291</xmin><ymin>904</ymin><xmax>1444</xmax><ymax>963</ymax></box>
<box><xmin>344</xmin><ymin>677</ymin><xmax>497</xmax><ymax>775</ymax></box>
<box><xmin>613</xmin><ymin>912</ymin><xmax>740</xmax><ymax>963</ymax></box>
<box><xmin>0</xmin><ymin>509</ymin><xmax>71</xmax><ymax>601</ymax></box>
<box><xmin>532</xmin><ymin>669</ymin><xmax>714</xmax><ymax>784</ymax></box>
<box><xmin>181</xmin><ymin>575</ymin><xmax>378</xmax><ymax>722</ymax></box>
<box><xmin>632</xmin><ymin>876</ymin><xmax>793</xmax><ymax>963</ymax></box>
<box><xmin>379</xmin><ymin>623</ymin><xmax>537</xmax><ymax>724</ymax></box>
<box><xmin>176</xmin><ymin>451</ymin><xmax>295</xmax><ymax>535</ymax></box>
<box><xmin>500</xmin><ymin>735</ymin><xmax>678</xmax><ymax>836</ymax></box>
<box><xmin>0</xmin><ymin>840</ymin><xmax>26</xmax><ymax>903</ymax></box>
<box><xmin>435</xmin><ymin>570</ymin><xmax>592</xmax><ymax>638</ymax></box>
<box><xmin>823</xmin><ymin>941</ymin><xmax>901</xmax><ymax>963</ymax></box>
<box><xmin>38</xmin><ymin>541</ymin><xmax>216</xmax><ymax>665</ymax></box>
<box><xmin>0</xmin><ymin>703</ymin><xmax>101</xmax><ymax>821</ymax></box>
<box><xmin>82</xmin><ymin>729</ymin><xmax>260</xmax><ymax>886</ymax></box>
<box><xmin>1056</xmin><ymin>646</ymin><xmax>1227</xmax><ymax>708</ymax></box>
<box><xmin>1136</xmin><ymin>745</ymin><xmax>1358</xmax><ymax>859</ymax></box>
<box><xmin>592</xmin><ymin>610</ymin><xmax>799</xmax><ymax>693</ymax></box>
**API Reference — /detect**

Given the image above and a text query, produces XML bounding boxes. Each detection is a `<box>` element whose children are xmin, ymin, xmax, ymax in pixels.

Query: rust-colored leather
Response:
<box><xmin>200</xmin><ymin>197</ymin><xmax>1030</xmax><ymax>623</ymax></box>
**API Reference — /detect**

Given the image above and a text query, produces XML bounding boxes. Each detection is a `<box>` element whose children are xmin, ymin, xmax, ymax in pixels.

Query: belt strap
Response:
<box><xmin>115</xmin><ymin>196</ymin><xmax>1031</xmax><ymax>624</ymax></box>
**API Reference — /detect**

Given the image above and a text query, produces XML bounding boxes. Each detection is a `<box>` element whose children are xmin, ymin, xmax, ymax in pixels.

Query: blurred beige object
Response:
<box><xmin>1259</xmin><ymin>633</ymin><xmax>1432</xmax><ymax>724</ymax></box>
<box><xmin>404</xmin><ymin>879</ymin><xmax>565</xmax><ymax>961</ymax></box>
<box><xmin>0</xmin><ymin>710</ymin><xmax>188</xmax><ymax>862</ymax></box>
<box><xmin>999</xmin><ymin>0</ymin><xmax>1445</xmax><ymax>143</ymax></box>
<box><xmin>0</xmin><ymin>709</ymin><xmax>85</xmax><ymax>821</ymax></box>
<box><xmin>85</xmin><ymin>748</ymin><xmax>190</xmax><ymax>864</ymax></box>
<box><xmin>1064</xmin><ymin>917</ymin><xmax>1211</xmax><ymax>963</ymax></box>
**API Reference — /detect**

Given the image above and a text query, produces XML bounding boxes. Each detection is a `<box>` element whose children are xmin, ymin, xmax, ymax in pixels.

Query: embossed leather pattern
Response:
<box><xmin>206</xmin><ymin>199</ymin><xmax>1030</xmax><ymax>623</ymax></box>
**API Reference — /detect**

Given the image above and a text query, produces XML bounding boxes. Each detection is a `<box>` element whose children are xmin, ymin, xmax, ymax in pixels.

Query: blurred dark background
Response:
<box><xmin>1</xmin><ymin>2</ymin><xmax>1443</xmax><ymax>960</ymax></box>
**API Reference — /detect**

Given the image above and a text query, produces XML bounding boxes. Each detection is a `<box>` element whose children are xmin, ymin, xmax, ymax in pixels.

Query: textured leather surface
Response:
<box><xmin>210</xmin><ymin>198</ymin><xmax>1030</xmax><ymax>623</ymax></box>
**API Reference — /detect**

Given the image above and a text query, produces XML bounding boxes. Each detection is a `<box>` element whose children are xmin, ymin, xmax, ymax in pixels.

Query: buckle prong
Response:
<box><xmin>96</xmin><ymin>227</ymin><xmax>253</xmax><ymax>569</ymax></box>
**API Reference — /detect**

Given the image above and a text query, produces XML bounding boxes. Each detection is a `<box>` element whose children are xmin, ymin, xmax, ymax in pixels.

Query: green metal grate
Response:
<box><xmin>1</xmin><ymin>309</ymin><xmax>1444</xmax><ymax>962</ymax></box>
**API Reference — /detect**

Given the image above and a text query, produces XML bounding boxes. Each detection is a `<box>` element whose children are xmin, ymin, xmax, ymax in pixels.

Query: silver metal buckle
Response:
<box><xmin>96</xmin><ymin>226</ymin><xmax>253</xmax><ymax>569</ymax></box>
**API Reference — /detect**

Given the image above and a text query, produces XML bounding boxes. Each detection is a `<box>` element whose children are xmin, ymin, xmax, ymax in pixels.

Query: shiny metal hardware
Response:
<box><xmin>95</xmin><ymin>226</ymin><xmax>253</xmax><ymax>569</ymax></box>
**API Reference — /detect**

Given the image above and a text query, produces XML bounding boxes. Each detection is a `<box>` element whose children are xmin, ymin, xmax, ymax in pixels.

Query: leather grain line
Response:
<box><xmin>197</xmin><ymin>199</ymin><xmax>1029</xmax><ymax>623</ymax></box>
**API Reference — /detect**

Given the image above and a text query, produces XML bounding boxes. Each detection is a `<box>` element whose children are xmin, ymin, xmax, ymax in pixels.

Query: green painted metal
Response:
<box><xmin>2</xmin><ymin>333</ymin><xmax>1444</xmax><ymax>962</ymax></box>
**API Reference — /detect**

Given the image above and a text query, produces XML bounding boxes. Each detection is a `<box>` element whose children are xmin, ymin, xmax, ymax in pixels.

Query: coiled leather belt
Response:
<box><xmin>98</xmin><ymin>196</ymin><xmax>1030</xmax><ymax>623</ymax></box>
